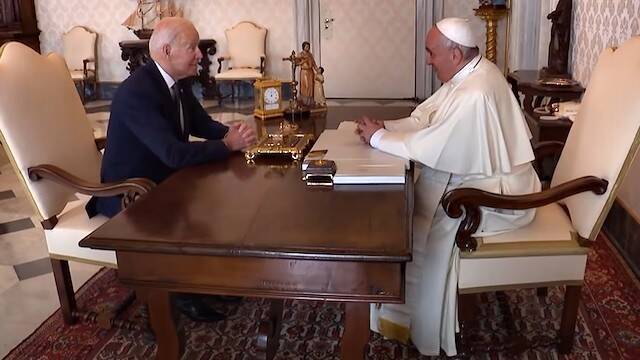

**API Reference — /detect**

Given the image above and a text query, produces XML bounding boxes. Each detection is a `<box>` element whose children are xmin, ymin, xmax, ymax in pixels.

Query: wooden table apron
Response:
<box><xmin>80</xmin><ymin>106</ymin><xmax>414</xmax><ymax>359</ymax></box>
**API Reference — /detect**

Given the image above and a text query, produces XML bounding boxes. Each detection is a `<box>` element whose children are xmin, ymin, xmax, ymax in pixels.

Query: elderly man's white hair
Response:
<box><xmin>149</xmin><ymin>17</ymin><xmax>193</xmax><ymax>58</ymax></box>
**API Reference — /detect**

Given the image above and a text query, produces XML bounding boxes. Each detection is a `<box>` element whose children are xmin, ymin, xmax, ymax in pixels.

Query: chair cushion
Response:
<box><xmin>215</xmin><ymin>68</ymin><xmax>263</xmax><ymax>80</ymax></box>
<box><xmin>458</xmin><ymin>253</ymin><xmax>587</xmax><ymax>292</ymax></box>
<box><xmin>225</xmin><ymin>22</ymin><xmax>266</xmax><ymax>68</ymax></box>
<box><xmin>480</xmin><ymin>203</ymin><xmax>574</xmax><ymax>245</ymax></box>
<box><xmin>45</xmin><ymin>194</ymin><xmax>116</xmax><ymax>267</ymax></box>
<box><xmin>459</xmin><ymin>204</ymin><xmax>588</xmax><ymax>292</ymax></box>
<box><xmin>69</xmin><ymin>69</ymin><xmax>95</xmax><ymax>80</ymax></box>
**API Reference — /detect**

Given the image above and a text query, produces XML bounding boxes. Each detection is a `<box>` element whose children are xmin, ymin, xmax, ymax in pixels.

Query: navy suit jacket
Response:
<box><xmin>87</xmin><ymin>61</ymin><xmax>230</xmax><ymax>218</ymax></box>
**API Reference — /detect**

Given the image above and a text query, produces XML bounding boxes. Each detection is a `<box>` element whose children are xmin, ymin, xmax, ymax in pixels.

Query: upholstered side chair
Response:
<box><xmin>0</xmin><ymin>42</ymin><xmax>154</xmax><ymax>326</ymax></box>
<box><xmin>62</xmin><ymin>26</ymin><xmax>98</xmax><ymax>103</ymax></box>
<box><xmin>215</xmin><ymin>21</ymin><xmax>267</xmax><ymax>104</ymax></box>
<box><xmin>443</xmin><ymin>36</ymin><xmax>640</xmax><ymax>354</ymax></box>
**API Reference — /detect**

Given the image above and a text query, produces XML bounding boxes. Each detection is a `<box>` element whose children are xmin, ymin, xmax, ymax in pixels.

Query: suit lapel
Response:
<box><xmin>148</xmin><ymin>62</ymin><xmax>185</xmax><ymax>139</ymax></box>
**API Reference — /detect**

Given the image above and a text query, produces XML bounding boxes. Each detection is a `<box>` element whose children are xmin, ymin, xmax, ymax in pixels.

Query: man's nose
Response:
<box><xmin>196</xmin><ymin>48</ymin><xmax>203</xmax><ymax>60</ymax></box>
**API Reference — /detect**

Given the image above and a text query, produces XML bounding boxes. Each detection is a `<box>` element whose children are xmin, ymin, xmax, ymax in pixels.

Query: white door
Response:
<box><xmin>317</xmin><ymin>0</ymin><xmax>416</xmax><ymax>99</ymax></box>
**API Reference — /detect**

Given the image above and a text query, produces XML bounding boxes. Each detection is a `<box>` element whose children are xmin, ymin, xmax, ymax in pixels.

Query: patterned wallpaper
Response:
<box><xmin>571</xmin><ymin>0</ymin><xmax>640</xmax><ymax>86</ymax></box>
<box><xmin>35</xmin><ymin>0</ymin><xmax>296</xmax><ymax>82</ymax></box>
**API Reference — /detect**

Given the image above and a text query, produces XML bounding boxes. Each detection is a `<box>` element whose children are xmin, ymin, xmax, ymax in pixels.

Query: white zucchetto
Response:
<box><xmin>435</xmin><ymin>17</ymin><xmax>478</xmax><ymax>48</ymax></box>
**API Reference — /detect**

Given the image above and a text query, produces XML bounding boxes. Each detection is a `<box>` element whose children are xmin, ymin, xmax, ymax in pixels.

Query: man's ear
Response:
<box><xmin>162</xmin><ymin>44</ymin><xmax>171</xmax><ymax>58</ymax></box>
<box><xmin>452</xmin><ymin>47</ymin><xmax>464</xmax><ymax>66</ymax></box>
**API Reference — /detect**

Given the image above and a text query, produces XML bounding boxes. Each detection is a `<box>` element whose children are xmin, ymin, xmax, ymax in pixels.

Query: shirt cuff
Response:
<box><xmin>370</xmin><ymin>128</ymin><xmax>388</xmax><ymax>148</ymax></box>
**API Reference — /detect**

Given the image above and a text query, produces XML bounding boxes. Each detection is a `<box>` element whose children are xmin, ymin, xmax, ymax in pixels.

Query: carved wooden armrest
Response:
<box><xmin>441</xmin><ymin>176</ymin><xmax>608</xmax><ymax>252</ymax></box>
<box><xmin>260</xmin><ymin>55</ymin><xmax>266</xmax><ymax>74</ymax></box>
<box><xmin>94</xmin><ymin>136</ymin><xmax>106</xmax><ymax>151</ymax></box>
<box><xmin>28</xmin><ymin>164</ymin><xmax>155</xmax><ymax>215</ymax></box>
<box><xmin>217</xmin><ymin>56</ymin><xmax>229</xmax><ymax>73</ymax></box>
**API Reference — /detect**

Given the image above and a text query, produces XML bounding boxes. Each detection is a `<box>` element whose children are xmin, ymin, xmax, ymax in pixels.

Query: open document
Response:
<box><xmin>303</xmin><ymin>121</ymin><xmax>409</xmax><ymax>184</ymax></box>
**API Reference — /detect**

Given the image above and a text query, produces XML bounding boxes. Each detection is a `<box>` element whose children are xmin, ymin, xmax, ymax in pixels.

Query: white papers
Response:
<box><xmin>304</xmin><ymin>121</ymin><xmax>408</xmax><ymax>184</ymax></box>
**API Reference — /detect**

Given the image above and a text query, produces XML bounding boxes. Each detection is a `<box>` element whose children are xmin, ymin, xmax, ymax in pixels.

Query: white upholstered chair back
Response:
<box><xmin>0</xmin><ymin>42</ymin><xmax>101</xmax><ymax>221</ymax></box>
<box><xmin>551</xmin><ymin>36</ymin><xmax>640</xmax><ymax>240</ymax></box>
<box><xmin>225</xmin><ymin>21</ymin><xmax>267</xmax><ymax>69</ymax></box>
<box><xmin>62</xmin><ymin>26</ymin><xmax>97</xmax><ymax>72</ymax></box>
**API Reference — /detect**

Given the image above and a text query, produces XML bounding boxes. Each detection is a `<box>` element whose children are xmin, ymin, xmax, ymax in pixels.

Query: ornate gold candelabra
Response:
<box><xmin>474</xmin><ymin>6</ymin><xmax>509</xmax><ymax>64</ymax></box>
<box><xmin>282</xmin><ymin>51</ymin><xmax>303</xmax><ymax>114</ymax></box>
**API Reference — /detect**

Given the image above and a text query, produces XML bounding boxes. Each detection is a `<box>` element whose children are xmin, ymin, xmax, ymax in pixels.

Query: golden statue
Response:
<box><xmin>295</xmin><ymin>41</ymin><xmax>319</xmax><ymax>107</ymax></box>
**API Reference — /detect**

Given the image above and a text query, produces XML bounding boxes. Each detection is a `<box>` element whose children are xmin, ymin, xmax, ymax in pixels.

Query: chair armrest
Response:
<box><xmin>260</xmin><ymin>55</ymin><xmax>266</xmax><ymax>74</ymax></box>
<box><xmin>82</xmin><ymin>59</ymin><xmax>95</xmax><ymax>77</ymax></box>
<box><xmin>28</xmin><ymin>164</ymin><xmax>156</xmax><ymax>209</ymax></box>
<box><xmin>441</xmin><ymin>175</ymin><xmax>608</xmax><ymax>252</ymax></box>
<box><xmin>94</xmin><ymin>136</ymin><xmax>106</xmax><ymax>151</ymax></box>
<box><xmin>217</xmin><ymin>56</ymin><xmax>229</xmax><ymax>73</ymax></box>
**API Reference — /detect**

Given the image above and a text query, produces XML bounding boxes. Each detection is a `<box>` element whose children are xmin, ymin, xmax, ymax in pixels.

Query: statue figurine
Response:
<box><xmin>295</xmin><ymin>41</ymin><xmax>319</xmax><ymax>107</ymax></box>
<box><xmin>546</xmin><ymin>0</ymin><xmax>572</xmax><ymax>75</ymax></box>
<box><xmin>314</xmin><ymin>67</ymin><xmax>326</xmax><ymax>107</ymax></box>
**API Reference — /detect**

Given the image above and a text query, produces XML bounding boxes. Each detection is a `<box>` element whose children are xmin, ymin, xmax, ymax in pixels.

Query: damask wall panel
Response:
<box><xmin>36</xmin><ymin>0</ymin><xmax>296</xmax><ymax>82</ymax></box>
<box><xmin>571</xmin><ymin>0</ymin><xmax>640</xmax><ymax>86</ymax></box>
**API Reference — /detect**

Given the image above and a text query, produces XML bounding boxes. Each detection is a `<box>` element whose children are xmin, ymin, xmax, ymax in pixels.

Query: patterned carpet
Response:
<box><xmin>6</xmin><ymin>234</ymin><xmax>640</xmax><ymax>359</ymax></box>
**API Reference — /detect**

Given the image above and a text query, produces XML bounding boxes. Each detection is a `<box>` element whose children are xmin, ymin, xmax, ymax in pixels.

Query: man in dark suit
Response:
<box><xmin>86</xmin><ymin>17</ymin><xmax>255</xmax><ymax>322</ymax></box>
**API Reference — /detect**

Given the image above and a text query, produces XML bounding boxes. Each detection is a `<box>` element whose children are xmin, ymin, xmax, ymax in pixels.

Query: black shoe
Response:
<box><xmin>174</xmin><ymin>294</ymin><xmax>226</xmax><ymax>323</ymax></box>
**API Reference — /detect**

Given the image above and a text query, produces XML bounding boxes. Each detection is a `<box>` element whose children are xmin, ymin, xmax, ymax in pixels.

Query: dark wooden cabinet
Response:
<box><xmin>0</xmin><ymin>0</ymin><xmax>40</xmax><ymax>52</ymax></box>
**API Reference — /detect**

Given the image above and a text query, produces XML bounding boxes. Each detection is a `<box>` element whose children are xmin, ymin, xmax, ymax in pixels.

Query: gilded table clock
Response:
<box><xmin>254</xmin><ymin>79</ymin><xmax>284</xmax><ymax>119</ymax></box>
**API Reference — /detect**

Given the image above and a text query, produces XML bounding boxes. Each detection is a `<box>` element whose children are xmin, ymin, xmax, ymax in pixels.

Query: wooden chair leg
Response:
<box><xmin>558</xmin><ymin>285</ymin><xmax>581</xmax><ymax>354</ymax></box>
<box><xmin>456</xmin><ymin>293</ymin><xmax>476</xmax><ymax>354</ymax></box>
<box><xmin>51</xmin><ymin>258</ymin><xmax>77</xmax><ymax>325</ymax></box>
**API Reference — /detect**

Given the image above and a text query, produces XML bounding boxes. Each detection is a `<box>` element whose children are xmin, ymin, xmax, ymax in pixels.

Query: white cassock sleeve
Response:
<box><xmin>401</xmin><ymin>90</ymin><xmax>533</xmax><ymax>176</ymax></box>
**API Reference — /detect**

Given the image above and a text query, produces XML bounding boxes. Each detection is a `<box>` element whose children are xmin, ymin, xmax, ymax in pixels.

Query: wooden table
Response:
<box><xmin>80</xmin><ymin>106</ymin><xmax>414</xmax><ymax>359</ymax></box>
<box><xmin>119</xmin><ymin>39</ymin><xmax>219</xmax><ymax>99</ymax></box>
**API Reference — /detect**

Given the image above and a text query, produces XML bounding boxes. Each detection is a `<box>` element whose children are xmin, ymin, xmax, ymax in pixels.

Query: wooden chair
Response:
<box><xmin>443</xmin><ymin>36</ymin><xmax>640</xmax><ymax>353</ymax></box>
<box><xmin>62</xmin><ymin>26</ymin><xmax>98</xmax><ymax>103</ymax></box>
<box><xmin>0</xmin><ymin>42</ymin><xmax>154</xmax><ymax>326</ymax></box>
<box><xmin>215</xmin><ymin>21</ymin><xmax>267</xmax><ymax>103</ymax></box>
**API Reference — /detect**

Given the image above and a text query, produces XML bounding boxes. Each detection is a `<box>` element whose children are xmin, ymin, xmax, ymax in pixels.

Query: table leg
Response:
<box><xmin>341</xmin><ymin>302</ymin><xmax>370</xmax><ymax>360</ymax></box>
<box><xmin>256</xmin><ymin>299</ymin><xmax>284</xmax><ymax>360</ymax></box>
<box><xmin>143</xmin><ymin>289</ymin><xmax>182</xmax><ymax>360</ymax></box>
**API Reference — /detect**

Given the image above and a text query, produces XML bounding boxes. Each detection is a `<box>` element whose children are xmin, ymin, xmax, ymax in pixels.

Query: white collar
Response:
<box><xmin>448</xmin><ymin>54</ymin><xmax>482</xmax><ymax>87</ymax></box>
<box><xmin>154</xmin><ymin>61</ymin><xmax>176</xmax><ymax>90</ymax></box>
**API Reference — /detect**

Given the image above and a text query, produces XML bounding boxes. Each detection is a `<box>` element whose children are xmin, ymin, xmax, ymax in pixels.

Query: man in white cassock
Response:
<box><xmin>355</xmin><ymin>18</ymin><xmax>541</xmax><ymax>356</ymax></box>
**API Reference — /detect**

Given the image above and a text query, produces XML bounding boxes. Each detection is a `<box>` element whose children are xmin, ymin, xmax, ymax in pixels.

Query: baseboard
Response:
<box><xmin>602</xmin><ymin>199</ymin><xmax>640</xmax><ymax>279</ymax></box>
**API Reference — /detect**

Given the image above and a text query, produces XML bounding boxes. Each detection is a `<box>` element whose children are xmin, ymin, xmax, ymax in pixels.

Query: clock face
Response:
<box><xmin>264</xmin><ymin>87</ymin><xmax>280</xmax><ymax>104</ymax></box>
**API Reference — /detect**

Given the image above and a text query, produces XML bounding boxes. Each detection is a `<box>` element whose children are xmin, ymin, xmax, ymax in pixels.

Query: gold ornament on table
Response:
<box><xmin>245</xmin><ymin>119</ymin><xmax>313</xmax><ymax>162</ymax></box>
<box><xmin>253</xmin><ymin>79</ymin><xmax>284</xmax><ymax>119</ymax></box>
<box><xmin>122</xmin><ymin>0</ymin><xmax>183</xmax><ymax>39</ymax></box>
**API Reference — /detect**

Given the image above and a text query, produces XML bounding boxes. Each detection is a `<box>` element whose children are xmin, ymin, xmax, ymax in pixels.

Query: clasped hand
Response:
<box><xmin>223</xmin><ymin>121</ymin><xmax>257</xmax><ymax>151</ymax></box>
<box><xmin>354</xmin><ymin>116</ymin><xmax>384</xmax><ymax>145</ymax></box>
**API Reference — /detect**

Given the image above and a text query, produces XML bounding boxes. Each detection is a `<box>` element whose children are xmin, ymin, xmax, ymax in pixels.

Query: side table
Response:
<box><xmin>507</xmin><ymin>70</ymin><xmax>584</xmax><ymax>113</ymax></box>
